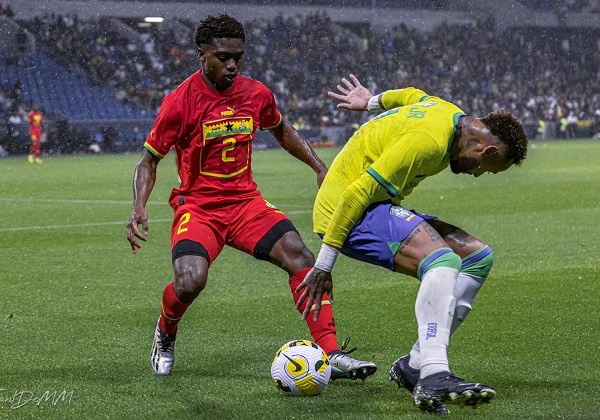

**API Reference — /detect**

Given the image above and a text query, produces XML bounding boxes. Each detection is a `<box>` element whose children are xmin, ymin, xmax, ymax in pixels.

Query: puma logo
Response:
<box><xmin>220</xmin><ymin>106</ymin><xmax>235</xmax><ymax>116</ymax></box>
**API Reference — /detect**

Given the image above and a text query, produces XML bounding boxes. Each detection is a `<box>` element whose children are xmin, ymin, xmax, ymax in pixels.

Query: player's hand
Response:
<box><xmin>295</xmin><ymin>267</ymin><xmax>334</xmax><ymax>321</ymax></box>
<box><xmin>127</xmin><ymin>207</ymin><xmax>149</xmax><ymax>254</ymax></box>
<box><xmin>327</xmin><ymin>74</ymin><xmax>373</xmax><ymax>111</ymax></box>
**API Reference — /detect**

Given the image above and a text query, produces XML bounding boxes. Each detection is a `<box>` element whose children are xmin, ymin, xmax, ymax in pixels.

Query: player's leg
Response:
<box><xmin>151</xmin><ymin>252</ymin><xmax>208</xmax><ymax>375</ymax></box>
<box><xmin>331</xmin><ymin>202</ymin><xmax>458</xmax><ymax>375</ymax></box>
<box><xmin>328</xmin><ymin>204</ymin><xmax>449</xmax><ymax>412</ymax></box>
<box><xmin>262</xmin><ymin>225</ymin><xmax>338</xmax><ymax>352</ymax></box>
<box><xmin>29</xmin><ymin>131</ymin><xmax>42</xmax><ymax>163</ymax></box>
<box><xmin>28</xmin><ymin>137</ymin><xmax>36</xmax><ymax>164</ymax></box>
<box><xmin>431</xmin><ymin>220</ymin><xmax>494</xmax><ymax>337</ymax></box>
<box><xmin>326</xmin><ymin>202</ymin><xmax>492</xmax><ymax>409</ymax></box>
<box><xmin>151</xmin><ymin>202</ymin><xmax>224</xmax><ymax>375</ymax></box>
<box><xmin>229</xmin><ymin>196</ymin><xmax>376</xmax><ymax>381</ymax></box>
<box><xmin>33</xmin><ymin>140</ymin><xmax>42</xmax><ymax>163</ymax></box>
<box><xmin>403</xmin><ymin>219</ymin><xmax>494</xmax><ymax>372</ymax></box>
<box><xmin>268</xmin><ymin>229</ymin><xmax>377</xmax><ymax>381</ymax></box>
<box><xmin>394</xmin><ymin>228</ymin><xmax>495</xmax><ymax>411</ymax></box>
<box><xmin>392</xmin><ymin>222</ymin><xmax>460</xmax><ymax>379</ymax></box>
<box><xmin>162</xmin><ymin>245</ymin><xmax>210</xmax><ymax>332</ymax></box>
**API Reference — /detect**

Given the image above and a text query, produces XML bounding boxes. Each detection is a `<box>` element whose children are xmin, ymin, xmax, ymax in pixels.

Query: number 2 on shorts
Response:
<box><xmin>177</xmin><ymin>212</ymin><xmax>191</xmax><ymax>235</ymax></box>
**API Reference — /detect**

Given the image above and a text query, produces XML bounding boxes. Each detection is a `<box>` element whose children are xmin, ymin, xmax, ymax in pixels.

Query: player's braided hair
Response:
<box><xmin>195</xmin><ymin>13</ymin><xmax>245</xmax><ymax>47</ymax></box>
<box><xmin>481</xmin><ymin>110</ymin><xmax>528</xmax><ymax>165</ymax></box>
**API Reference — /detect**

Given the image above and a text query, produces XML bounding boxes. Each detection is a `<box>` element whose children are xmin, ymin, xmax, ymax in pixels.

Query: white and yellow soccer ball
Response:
<box><xmin>271</xmin><ymin>340</ymin><xmax>331</xmax><ymax>396</ymax></box>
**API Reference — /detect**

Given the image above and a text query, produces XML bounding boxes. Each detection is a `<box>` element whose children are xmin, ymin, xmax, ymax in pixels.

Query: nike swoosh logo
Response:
<box><xmin>282</xmin><ymin>354</ymin><xmax>303</xmax><ymax>372</ymax></box>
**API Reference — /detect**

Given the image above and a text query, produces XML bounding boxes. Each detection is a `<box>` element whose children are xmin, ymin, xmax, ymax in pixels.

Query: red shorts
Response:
<box><xmin>30</xmin><ymin>129</ymin><xmax>41</xmax><ymax>141</ymax></box>
<box><xmin>169</xmin><ymin>193</ymin><xmax>290</xmax><ymax>265</ymax></box>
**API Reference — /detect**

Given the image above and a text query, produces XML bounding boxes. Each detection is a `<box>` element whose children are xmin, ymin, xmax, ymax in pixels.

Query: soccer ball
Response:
<box><xmin>271</xmin><ymin>340</ymin><xmax>331</xmax><ymax>396</ymax></box>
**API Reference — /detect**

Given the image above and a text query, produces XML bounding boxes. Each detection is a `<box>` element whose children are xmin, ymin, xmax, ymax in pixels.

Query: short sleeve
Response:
<box><xmin>258</xmin><ymin>85</ymin><xmax>282</xmax><ymax>130</ymax></box>
<box><xmin>144</xmin><ymin>93</ymin><xmax>183</xmax><ymax>159</ymax></box>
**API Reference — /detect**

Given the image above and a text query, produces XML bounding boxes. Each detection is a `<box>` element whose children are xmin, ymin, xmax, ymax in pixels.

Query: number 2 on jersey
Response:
<box><xmin>221</xmin><ymin>138</ymin><xmax>236</xmax><ymax>162</ymax></box>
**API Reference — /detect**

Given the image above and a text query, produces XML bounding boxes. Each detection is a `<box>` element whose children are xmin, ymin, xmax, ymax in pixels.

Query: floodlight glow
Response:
<box><xmin>144</xmin><ymin>17</ymin><xmax>164</xmax><ymax>23</ymax></box>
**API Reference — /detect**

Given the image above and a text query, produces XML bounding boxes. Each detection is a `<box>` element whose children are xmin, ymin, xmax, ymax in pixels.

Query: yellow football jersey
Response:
<box><xmin>314</xmin><ymin>87</ymin><xmax>466</xmax><ymax>248</ymax></box>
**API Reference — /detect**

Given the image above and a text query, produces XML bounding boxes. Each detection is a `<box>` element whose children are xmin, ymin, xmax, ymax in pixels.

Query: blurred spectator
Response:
<box><xmin>27</xmin><ymin>104</ymin><xmax>44</xmax><ymax>163</ymax></box>
<box><xmin>9</xmin><ymin>80</ymin><xmax>22</xmax><ymax>102</ymax></box>
<box><xmin>7</xmin><ymin>107</ymin><xmax>24</xmax><ymax>153</ymax></box>
<box><xmin>0</xmin><ymin>3</ymin><xmax>15</xmax><ymax>18</ymax></box>
<box><xmin>44</xmin><ymin>114</ymin><xmax>70</xmax><ymax>154</ymax></box>
<box><xmin>566</xmin><ymin>111</ymin><xmax>579</xmax><ymax>138</ymax></box>
<box><xmin>101</xmin><ymin>125</ymin><xmax>118</xmax><ymax>153</ymax></box>
<box><xmin>15</xmin><ymin>27</ymin><xmax>28</xmax><ymax>53</ymax></box>
<box><xmin>559</xmin><ymin>115</ymin><xmax>568</xmax><ymax>138</ymax></box>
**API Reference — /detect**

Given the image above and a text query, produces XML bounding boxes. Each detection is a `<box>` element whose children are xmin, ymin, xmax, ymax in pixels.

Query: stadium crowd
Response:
<box><xmin>1</xmin><ymin>10</ymin><xmax>599</xmax><ymax>154</ymax></box>
<box><xmin>519</xmin><ymin>0</ymin><xmax>600</xmax><ymax>13</ymax></box>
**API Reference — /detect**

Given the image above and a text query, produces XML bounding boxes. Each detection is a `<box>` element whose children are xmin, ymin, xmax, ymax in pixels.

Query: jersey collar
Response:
<box><xmin>447</xmin><ymin>113</ymin><xmax>467</xmax><ymax>154</ymax></box>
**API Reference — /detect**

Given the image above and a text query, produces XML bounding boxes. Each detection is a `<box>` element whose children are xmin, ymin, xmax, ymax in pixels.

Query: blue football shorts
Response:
<box><xmin>320</xmin><ymin>201</ymin><xmax>438</xmax><ymax>271</ymax></box>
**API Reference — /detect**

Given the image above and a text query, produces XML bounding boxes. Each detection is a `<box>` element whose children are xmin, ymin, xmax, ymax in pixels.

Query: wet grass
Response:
<box><xmin>0</xmin><ymin>139</ymin><xmax>598</xmax><ymax>419</ymax></box>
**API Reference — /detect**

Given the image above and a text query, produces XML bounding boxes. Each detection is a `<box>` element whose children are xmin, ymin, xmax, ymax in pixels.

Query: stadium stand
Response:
<box><xmin>0</xmin><ymin>51</ymin><xmax>144</xmax><ymax>120</ymax></box>
<box><xmin>0</xmin><ymin>2</ymin><xmax>599</xmax><ymax>155</ymax></box>
<box><xmin>517</xmin><ymin>0</ymin><xmax>600</xmax><ymax>13</ymax></box>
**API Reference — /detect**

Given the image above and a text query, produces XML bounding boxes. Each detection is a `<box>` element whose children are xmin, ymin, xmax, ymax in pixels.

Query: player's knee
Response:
<box><xmin>173</xmin><ymin>255</ymin><xmax>208</xmax><ymax>302</ymax></box>
<box><xmin>174</xmin><ymin>265</ymin><xmax>207</xmax><ymax>301</ymax></box>
<box><xmin>418</xmin><ymin>247</ymin><xmax>462</xmax><ymax>280</ymax></box>
<box><xmin>172</xmin><ymin>244</ymin><xmax>209</xmax><ymax>301</ymax></box>
<box><xmin>461</xmin><ymin>246</ymin><xmax>494</xmax><ymax>280</ymax></box>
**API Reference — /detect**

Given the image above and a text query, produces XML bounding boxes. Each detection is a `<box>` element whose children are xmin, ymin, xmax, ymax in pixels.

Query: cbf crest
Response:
<box><xmin>390</xmin><ymin>206</ymin><xmax>414</xmax><ymax>221</ymax></box>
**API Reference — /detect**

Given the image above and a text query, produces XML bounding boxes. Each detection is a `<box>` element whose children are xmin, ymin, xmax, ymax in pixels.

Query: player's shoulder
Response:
<box><xmin>166</xmin><ymin>71</ymin><xmax>200</xmax><ymax>97</ymax></box>
<box><xmin>237</xmin><ymin>74</ymin><xmax>273</xmax><ymax>95</ymax></box>
<box><xmin>156</xmin><ymin>72</ymin><xmax>200</xmax><ymax>111</ymax></box>
<box><xmin>420</xmin><ymin>95</ymin><xmax>464</xmax><ymax>115</ymax></box>
<box><xmin>418</xmin><ymin>93</ymin><xmax>456</xmax><ymax>107</ymax></box>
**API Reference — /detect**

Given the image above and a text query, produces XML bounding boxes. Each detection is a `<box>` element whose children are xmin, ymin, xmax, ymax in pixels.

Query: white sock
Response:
<box><xmin>409</xmin><ymin>272</ymin><xmax>485</xmax><ymax>371</ymax></box>
<box><xmin>415</xmin><ymin>266</ymin><xmax>458</xmax><ymax>378</ymax></box>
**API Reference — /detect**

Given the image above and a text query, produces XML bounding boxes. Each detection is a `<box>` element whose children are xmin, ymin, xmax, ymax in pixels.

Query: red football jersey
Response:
<box><xmin>144</xmin><ymin>71</ymin><xmax>282</xmax><ymax>202</ymax></box>
<box><xmin>28</xmin><ymin>110</ymin><xmax>43</xmax><ymax>140</ymax></box>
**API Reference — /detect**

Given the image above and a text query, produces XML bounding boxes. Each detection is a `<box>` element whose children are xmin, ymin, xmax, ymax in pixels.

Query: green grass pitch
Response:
<box><xmin>0</xmin><ymin>140</ymin><xmax>598</xmax><ymax>419</ymax></box>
